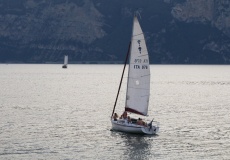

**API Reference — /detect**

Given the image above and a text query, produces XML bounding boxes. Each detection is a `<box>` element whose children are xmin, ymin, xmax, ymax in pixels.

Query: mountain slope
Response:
<box><xmin>0</xmin><ymin>0</ymin><xmax>230</xmax><ymax>64</ymax></box>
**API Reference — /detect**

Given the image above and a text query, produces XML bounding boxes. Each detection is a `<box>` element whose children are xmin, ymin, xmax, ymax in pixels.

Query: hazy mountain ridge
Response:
<box><xmin>0</xmin><ymin>0</ymin><xmax>230</xmax><ymax>64</ymax></box>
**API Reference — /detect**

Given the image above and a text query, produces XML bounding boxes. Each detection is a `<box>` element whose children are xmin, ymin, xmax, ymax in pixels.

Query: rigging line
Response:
<box><xmin>111</xmin><ymin>42</ymin><xmax>131</xmax><ymax>118</ymax></box>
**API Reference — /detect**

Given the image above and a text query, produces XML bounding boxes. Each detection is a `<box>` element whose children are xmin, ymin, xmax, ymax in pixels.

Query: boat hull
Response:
<box><xmin>111</xmin><ymin>119</ymin><xmax>159</xmax><ymax>135</ymax></box>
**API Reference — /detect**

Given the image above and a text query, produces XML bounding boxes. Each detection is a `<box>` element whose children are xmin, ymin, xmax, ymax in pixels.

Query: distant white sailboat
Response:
<box><xmin>62</xmin><ymin>55</ymin><xmax>68</xmax><ymax>68</ymax></box>
<box><xmin>111</xmin><ymin>14</ymin><xmax>159</xmax><ymax>135</ymax></box>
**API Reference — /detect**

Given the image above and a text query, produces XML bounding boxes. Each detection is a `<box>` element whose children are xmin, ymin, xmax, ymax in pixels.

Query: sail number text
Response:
<box><xmin>134</xmin><ymin>59</ymin><xmax>149</xmax><ymax>63</ymax></box>
<box><xmin>134</xmin><ymin>65</ymin><xmax>148</xmax><ymax>69</ymax></box>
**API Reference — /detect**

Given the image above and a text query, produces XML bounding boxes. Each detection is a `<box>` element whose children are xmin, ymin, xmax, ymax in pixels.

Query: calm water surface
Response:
<box><xmin>0</xmin><ymin>64</ymin><xmax>230</xmax><ymax>160</ymax></box>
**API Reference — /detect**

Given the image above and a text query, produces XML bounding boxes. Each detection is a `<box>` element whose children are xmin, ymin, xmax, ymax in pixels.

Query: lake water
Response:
<box><xmin>0</xmin><ymin>64</ymin><xmax>230</xmax><ymax>160</ymax></box>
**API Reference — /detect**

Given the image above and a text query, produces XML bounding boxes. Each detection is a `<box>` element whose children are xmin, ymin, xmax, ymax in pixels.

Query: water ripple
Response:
<box><xmin>0</xmin><ymin>64</ymin><xmax>230</xmax><ymax>159</ymax></box>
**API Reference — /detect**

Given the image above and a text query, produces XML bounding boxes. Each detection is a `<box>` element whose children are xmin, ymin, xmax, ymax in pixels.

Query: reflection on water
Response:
<box><xmin>110</xmin><ymin>130</ymin><xmax>159</xmax><ymax>160</ymax></box>
<box><xmin>122</xmin><ymin>134</ymin><xmax>152</xmax><ymax>160</ymax></box>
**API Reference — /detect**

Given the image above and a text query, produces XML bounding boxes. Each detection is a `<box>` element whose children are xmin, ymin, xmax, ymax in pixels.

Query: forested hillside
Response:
<box><xmin>0</xmin><ymin>0</ymin><xmax>230</xmax><ymax>64</ymax></box>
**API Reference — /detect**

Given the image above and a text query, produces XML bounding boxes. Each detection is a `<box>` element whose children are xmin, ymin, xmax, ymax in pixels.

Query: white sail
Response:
<box><xmin>125</xmin><ymin>16</ymin><xmax>150</xmax><ymax>116</ymax></box>
<box><xmin>64</xmin><ymin>55</ymin><xmax>68</xmax><ymax>66</ymax></box>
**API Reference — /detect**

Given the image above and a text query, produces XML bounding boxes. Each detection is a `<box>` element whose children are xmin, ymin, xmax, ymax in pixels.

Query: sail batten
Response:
<box><xmin>128</xmin><ymin>88</ymin><xmax>150</xmax><ymax>91</ymax></box>
<box><xmin>128</xmin><ymin>74</ymin><xmax>150</xmax><ymax>78</ymax></box>
<box><xmin>133</xmin><ymin>34</ymin><xmax>144</xmax><ymax>37</ymax></box>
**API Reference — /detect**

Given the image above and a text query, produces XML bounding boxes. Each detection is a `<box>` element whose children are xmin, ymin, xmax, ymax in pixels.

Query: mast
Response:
<box><xmin>111</xmin><ymin>42</ymin><xmax>131</xmax><ymax>118</ymax></box>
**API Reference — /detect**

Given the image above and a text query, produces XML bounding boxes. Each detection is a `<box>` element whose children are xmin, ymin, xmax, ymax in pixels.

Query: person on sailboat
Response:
<box><xmin>127</xmin><ymin>116</ymin><xmax>132</xmax><ymax>123</ymax></box>
<box><xmin>137</xmin><ymin>118</ymin><xmax>147</xmax><ymax>126</ymax></box>
<box><xmin>113</xmin><ymin>113</ymin><xmax>118</xmax><ymax>121</ymax></box>
<box><xmin>120</xmin><ymin>111</ymin><xmax>128</xmax><ymax>119</ymax></box>
<box><xmin>136</xmin><ymin>118</ymin><xmax>142</xmax><ymax>125</ymax></box>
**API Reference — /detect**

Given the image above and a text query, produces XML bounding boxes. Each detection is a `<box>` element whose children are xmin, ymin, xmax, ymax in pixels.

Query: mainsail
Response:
<box><xmin>125</xmin><ymin>16</ymin><xmax>150</xmax><ymax>116</ymax></box>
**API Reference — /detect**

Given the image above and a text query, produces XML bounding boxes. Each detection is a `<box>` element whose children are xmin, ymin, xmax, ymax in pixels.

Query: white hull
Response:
<box><xmin>111</xmin><ymin>119</ymin><xmax>159</xmax><ymax>135</ymax></box>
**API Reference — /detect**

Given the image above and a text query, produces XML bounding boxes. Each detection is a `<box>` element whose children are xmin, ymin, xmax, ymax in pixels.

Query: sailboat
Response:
<box><xmin>111</xmin><ymin>14</ymin><xmax>159</xmax><ymax>135</ymax></box>
<box><xmin>62</xmin><ymin>55</ymin><xmax>68</xmax><ymax>68</ymax></box>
